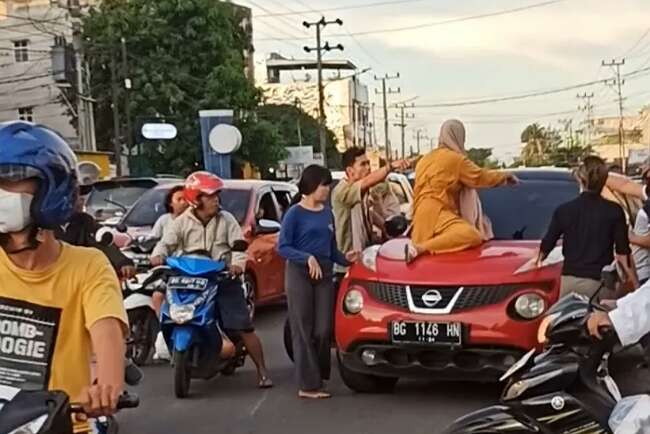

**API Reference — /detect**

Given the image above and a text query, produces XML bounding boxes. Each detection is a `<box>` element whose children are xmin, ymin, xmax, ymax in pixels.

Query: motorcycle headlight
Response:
<box><xmin>169</xmin><ymin>304</ymin><xmax>195</xmax><ymax>324</ymax></box>
<box><xmin>344</xmin><ymin>289</ymin><xmax>364</xmax><ymax>314</ymax></box>
<box><xmin>9</xmin><ymin>414</ymin><xmax>48</xmax><ymax>434</ymax></box>
<box><xmin>514</xmin><ymin>293</ymin><xmax>546</xmax><ymax>319</ymax></box>
<box><xmin>537</xmin><ymin>313</ymin><xmax>560</xmax><ymax>344</ymax></box>
<box><xmin>361</xmin><ymin>245</ymin><xmax>381</xmax><ymax>272</ymax></box>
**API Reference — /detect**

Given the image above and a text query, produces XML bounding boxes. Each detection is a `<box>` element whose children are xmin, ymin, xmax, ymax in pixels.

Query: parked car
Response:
<box><xmin>86</xmin><ymin>176</ymin><xmax>182</xmax><ymax>223</ymax></box>
<box><xmin>330</xmin><ymin>171</ymin><xmax>414</xmax><ymax>218</ymax></box>
<box><xmin>113</xmin><ymin>180</ymin><xmax>298</xmax><ymax>313</ymax></box>
<box><xmin>335</xmin><ymin>168</ymin><xmax>641</xmax><ymax>393</ymax></box>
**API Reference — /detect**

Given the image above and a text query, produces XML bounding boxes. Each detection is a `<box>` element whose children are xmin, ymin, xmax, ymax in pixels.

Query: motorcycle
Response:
<box><xmin>155</xmin><ymin>241</ymin><xmax>249</xmax><ymax>398</ymax></box>
<box><xmin>120</xmin><ymin>235</ymin><xmax>162</xmax><ymax>366</ymax></box>
<box><xmin>283</xmin><ymin>214</ymin><xmax>410</xmax><ymax>362</ymax></box>
<box><xmin>442</xmin><ymin>270</ymin><xmax>650</xmax><ymax>434</ymax></box>
<box><xmin>0</xmin><ymin>358</ymin><xmax>141</xmax><ymax>434</ymax></box>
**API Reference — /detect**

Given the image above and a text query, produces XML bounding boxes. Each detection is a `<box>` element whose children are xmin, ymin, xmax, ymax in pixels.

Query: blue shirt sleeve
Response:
<box><xmin>277</xmin><ymin>207</ymin><xmax>311</xmax><ymax>265</ymax></box>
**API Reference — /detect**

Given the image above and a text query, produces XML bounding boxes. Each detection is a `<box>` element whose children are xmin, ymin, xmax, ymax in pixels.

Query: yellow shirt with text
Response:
<box><xmin>0</xmin><ymin>243</ymin><xmax>127</xmax><ymax>403</ymax></box>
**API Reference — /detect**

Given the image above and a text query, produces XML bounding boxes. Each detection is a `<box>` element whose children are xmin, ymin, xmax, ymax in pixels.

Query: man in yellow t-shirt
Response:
<box><xmin>0</xmin><ymin>121</ymin><xmax>128</xmax><ymax>424</ymax></box>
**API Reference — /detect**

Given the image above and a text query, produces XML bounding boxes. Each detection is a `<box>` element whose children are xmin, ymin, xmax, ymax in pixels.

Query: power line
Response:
<box><xmin>624</xmin><ymin>27</ymin><xmax>650</xmax><ymax>57</ymax></box>
<box><xmin>257</xmin><ymin>0</ymin><xmax>429</xmax><ymax>17</ymax></box>
<box><xmin>258</xmin><ymin>0</ymin><xmax>568</xmax><ymax>41</ymax></box>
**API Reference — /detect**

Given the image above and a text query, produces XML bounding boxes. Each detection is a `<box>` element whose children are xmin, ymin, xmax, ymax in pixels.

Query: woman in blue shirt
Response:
<box><xmin>278</xmin><ymin>165</ymin><xmax>358</xmax><ymax>399</ymax></box>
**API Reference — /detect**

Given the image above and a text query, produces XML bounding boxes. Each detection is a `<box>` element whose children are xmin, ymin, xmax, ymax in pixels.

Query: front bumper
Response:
<box><xmin>339</xmin><ymin>343</ymin><xmax>525</xmax><ymax>381</ymax></box>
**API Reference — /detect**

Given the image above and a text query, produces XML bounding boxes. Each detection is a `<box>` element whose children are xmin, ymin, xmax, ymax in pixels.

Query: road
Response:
<box><xmin>119</xmin><ymin>305</ymin><xmax>649</xmax><ymax>434</ymax></box>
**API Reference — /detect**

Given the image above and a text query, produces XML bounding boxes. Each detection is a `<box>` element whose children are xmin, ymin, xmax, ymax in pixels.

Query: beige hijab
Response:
<box><xmin>438</xmin><ymin>119</ymin><xmax>494</xmax><ymax>240</ymax></box>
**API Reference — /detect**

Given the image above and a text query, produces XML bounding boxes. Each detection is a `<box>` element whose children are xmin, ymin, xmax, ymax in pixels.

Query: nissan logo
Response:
<box><xmin>421</xmin><ymin>289</ymin><xmax>443</xmax><ymax>308</ymax></box>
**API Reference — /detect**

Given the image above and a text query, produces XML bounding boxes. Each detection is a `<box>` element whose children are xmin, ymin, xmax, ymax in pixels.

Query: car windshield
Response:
<box><xmin>124</xmin><ymin>188</ymin><xmax>251</xmax><ymax>227</ymax></box>
<box><xmin>479</xmin><ymin>179</ymin><xmax>579</xmax><ymax>240</ymax></box>
<box><xmin>86</xmin><ymin>182</ymin><xmax>155</xmax><ymax>215</ymax></box>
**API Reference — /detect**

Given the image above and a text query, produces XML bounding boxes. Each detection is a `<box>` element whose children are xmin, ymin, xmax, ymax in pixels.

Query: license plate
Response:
<box><xmin>390</xmin><ymin>321</ymin><xmax>462</xmax><ymax>346</ymax></box>
<box><xmin>167</xmin><ymin>276</ymin><xmax>208</xmax><ymax>291</ymax></box>
<box><xmin>499</xmin><ymin>348</ymin><xmax>535</xmax><ymax>382</ymax></box>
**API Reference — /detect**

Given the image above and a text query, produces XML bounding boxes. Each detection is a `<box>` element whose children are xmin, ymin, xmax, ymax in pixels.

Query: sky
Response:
<box><xmin>245</xmin><ymin>0</ymin><xmax>650</xmax><ymax>163</ymax></box>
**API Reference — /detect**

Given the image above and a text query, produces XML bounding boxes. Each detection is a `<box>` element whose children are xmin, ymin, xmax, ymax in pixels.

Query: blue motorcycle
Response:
<box><xmin>155</xmin><ymin>253</ymin><xmax>247</xmax><ymax>398</ymax></box>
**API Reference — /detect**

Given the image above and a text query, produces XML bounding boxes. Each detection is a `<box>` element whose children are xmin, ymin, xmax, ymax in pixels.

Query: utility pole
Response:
<box><xmin>294</xmin><ymin>97</ymin><xmax>303</xmax><ymax>147</ymax></box>
<box><xmin>72</xmin><ymin>22</ymin><xmax>87</xmax><ymax>150</ymax></box>
<box><xmin>371</xmin><ymin>103</ymin><xmax>377</xmax><ymax>150</ymax></box>
<box><xmin>394</xmin><ymin>103</ymin><xmax>414</xmax><ymax>158</ymax></box>
<box><xmin>577</xmin><ymin>92</ymin><xmax>595</xmax><ymax>146</ymax></box>
<box><xmin>303</xmin><ymin>17</ymin><xmax>344</xmax><ymax>168</ymax></box>
<box><xmin>603</xmin><ymin>58</ymin><xmax>626</xmax><ymax>173</ymax></box>
<box><xmin>121</xmin><ymin>37</ymin><xmax>134</xmax><ymax>157</ymax></box>
<box><xmin>110</xmin><ymin>52</ymin><xmax>122</xmax><ymax>176</ymax></box>
<box><xmin>374</xmin><ymin>73</ymin><xmax>400</xmax><ymax>161</ymax></box>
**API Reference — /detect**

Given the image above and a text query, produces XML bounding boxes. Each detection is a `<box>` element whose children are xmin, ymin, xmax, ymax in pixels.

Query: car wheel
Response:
<box><xmin>283</xmin><ymin>318</ymin><xmax>294</xmax><ymax>362</ymax></box>
<box><xmin>173</xmin><ymin>351</ymin><xmax>191</xmax><ymax>398</ymax></box>
<box><xmin>243</xmin><ymin>273</ymin><xmax>256</xmax><ymax>322</ymax></box>
<box><xmin>127</xmin><ymin>307</ymin><xmax>158</xmax><ymax>366</ymax></box>
<box><xmin>337</xmin><ymin>351</ymin><xmax>398</xmax><ymax>394</ymax></box>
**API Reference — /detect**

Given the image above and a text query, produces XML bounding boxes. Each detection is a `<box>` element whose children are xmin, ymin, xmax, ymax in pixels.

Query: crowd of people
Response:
<box><xmin>1</xmin><ymin>118</ymin><xmax>650</xmax><ymax>430</ymax></box>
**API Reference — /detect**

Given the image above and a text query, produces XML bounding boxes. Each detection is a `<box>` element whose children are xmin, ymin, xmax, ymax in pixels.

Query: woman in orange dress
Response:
<box><xmin>406</xmin><ymin>119</ymin><xmax>518</xmax><ymax>261</ymax></box>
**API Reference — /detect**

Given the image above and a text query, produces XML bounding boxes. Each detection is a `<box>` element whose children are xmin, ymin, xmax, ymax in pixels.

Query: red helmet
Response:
<box><xmin>184</xmin><ymin>171</ymin><xmax>224</xmax><ymax>207</ymax></box>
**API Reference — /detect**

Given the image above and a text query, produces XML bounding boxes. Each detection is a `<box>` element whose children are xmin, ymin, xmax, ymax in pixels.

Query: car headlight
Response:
<box><xmin>514</xmin><ymin>293</ymin><xmax>546</xmax><ymax>319</ymax></box>
<box><xmin>344</xmin><ymin>289</ymin><xmax>364</xmax><ymax>314</ymax></box>
<box><xmin>361</xmin><ymin>245</ymin><xmax>381</xmax><ymax>272</ymax></box>
<box><xmin>169</xmin><ymin>304</ymin><xmax>195</xmax><ymax>324</ymax></box>
<box><xmin>537</xmin><ymin>313</ymin><xmax>560</xmax><ymax>343</ymax></box>
<box><xmin>9</xmin><ymin>414</ymin><xmax>48</xmax><ymax>434</ymax></box>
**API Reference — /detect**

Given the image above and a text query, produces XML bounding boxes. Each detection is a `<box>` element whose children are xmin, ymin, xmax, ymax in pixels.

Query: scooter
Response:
<box><xmin>442</xmin><ymin>271</ymin><xmax>650</xmax><ymax>433</ymax></box>
<box><xmin>283</xmin><ymin>214</ymin><xmax>410</xmax><ymax>362</ymax></box>
<box><xmin>120</xmin><ymin>236</ymin><xmax>161</xmax><ymax>366</ymax></box>
<box><xmin>0</xmin><ymin>358</ymin><xmax>141</xmax><ymax>434</ymax></box>
<box><xmin>157</xmin><ymin>242</ymin><xmax>249</xmax><ymax>398</ymax></box>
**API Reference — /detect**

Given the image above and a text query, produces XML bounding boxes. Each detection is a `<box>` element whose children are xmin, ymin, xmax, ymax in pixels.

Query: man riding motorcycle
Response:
<box><xmin>0</xmin><ymin>121</ymin><xmax>128</xmax><ymax>430</ymax></box>
<box><xmin>150</xmin><ymin>171</ymin><xmax>273</xmax><ymax>388</ymax></box>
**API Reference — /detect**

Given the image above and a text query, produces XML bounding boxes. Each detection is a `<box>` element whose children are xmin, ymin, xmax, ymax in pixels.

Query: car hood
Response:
<box><xmin>351</xmin><ymin>238</ymin><xmax>562</xmax><ymax>286</ymax></box>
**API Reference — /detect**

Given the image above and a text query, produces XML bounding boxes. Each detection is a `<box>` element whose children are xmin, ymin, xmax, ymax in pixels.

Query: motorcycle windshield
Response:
<box><xmin>166</xmin><ymin>256</ymin><xmax>226</xmax><ymax>276</ymax></box>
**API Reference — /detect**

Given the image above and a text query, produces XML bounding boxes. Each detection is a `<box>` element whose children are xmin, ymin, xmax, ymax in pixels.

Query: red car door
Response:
<box><xmin>246</xmin><ymin>188</ymin><xmax>285</xmax><ymax>302</ymax></box>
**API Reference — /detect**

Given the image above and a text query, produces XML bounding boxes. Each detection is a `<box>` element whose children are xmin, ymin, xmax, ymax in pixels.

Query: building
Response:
<box><xmin>589</xmin><ymin>107</ymin><xmax>650</xmax><ymax>164</ymax></box>
<box><xmin>0</xmin><ymin>0</ymin><xmax>80</xmax><ymax>145</ymax></box>
<box><xmin>259</xmin><ymin>53</ymin><xmax>370</xmax><ymax>153</ymax></box>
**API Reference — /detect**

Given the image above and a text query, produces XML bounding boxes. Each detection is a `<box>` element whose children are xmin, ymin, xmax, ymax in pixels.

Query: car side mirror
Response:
<box><xmin>115</xmin><ymin>222</ymin><xmax>128</xmax><ymax>233</ymax></box>
<box><xmin>256</xmin><ymin>219</ymin><xmax>281</xmax><ymax>235</ymax></box>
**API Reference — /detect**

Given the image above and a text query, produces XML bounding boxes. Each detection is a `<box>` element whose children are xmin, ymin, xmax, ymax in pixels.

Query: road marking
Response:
<box><xmin>250</xmin><ymin>389</ymin><xmax>269</xmax><ymax>417</ymax></box>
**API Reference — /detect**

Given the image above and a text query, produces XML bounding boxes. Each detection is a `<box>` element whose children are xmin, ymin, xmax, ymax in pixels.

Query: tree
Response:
<box><xmin>257</xmin><ymin>104</ymin><xmax>340</xmax><ymax>169</ymax></box>
<box><xmin>520</xmin><ymin>123</ymin><xmax>548</xmax><ymax>166</ymax></box>
<box><xmin>467</xmin><ymin>148</ymin><xmax>499</xmax><ymax>168</ymax></box>
<box><xmin>82</xmin><ymin>0</ymin><xmax>284</xmax><ymax>175</ymax></box>
<box><xmin>519</xmin><ymin>123</ymin><xmax>591</xmax><ymax>168</ymax></box>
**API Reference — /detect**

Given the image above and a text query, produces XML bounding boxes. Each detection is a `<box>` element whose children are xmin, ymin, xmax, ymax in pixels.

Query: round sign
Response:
<box><xmin>209</xmin><ymin>124</ymin><xmax>242</xmax><ymax>154</ymax></box>
<box><xmin>141</xmin><ymin>123</ymin><xmax>178</xmax><ymax>140</ymax></box>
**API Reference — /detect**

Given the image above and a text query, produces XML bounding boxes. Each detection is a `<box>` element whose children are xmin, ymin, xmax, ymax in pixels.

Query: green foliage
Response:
<box><xmin>519</xmin><ymin>123</ymin><xmax>591</xmax><ymax>167</ymax></box>
<box><xmin>466</xmin><ymin>148</ymin><xmax>499</xmax><ymax>168</ymax></box>
<box><xmin>82</xmin><ymin>0</ymin><xmax>284</xmax><ymax>174</ymax></box>
<box><xmin>257</xmin><ymin>104</ymin><xmax>340</xmax><ymax>169</ymax></box>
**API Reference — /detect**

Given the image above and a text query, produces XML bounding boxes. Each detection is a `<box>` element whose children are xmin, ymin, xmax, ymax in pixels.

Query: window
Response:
<box><xmin>256</xmin><ymin>192</ymin><xmax>280</xmax><ymax>222</ymax></box>
<box><xmin>13</xmin><ymin>40</ymin><xmax>29</xmax><ymax>62</ymax></box>
<box><xmin>273</xmin><ymin>190</ymin><xmax>293</xmax><ymax>217</ymax></box>
<box><xmin>389</xmin><ymin>181</ymin><xmax>408</xmax><ymax>205</ymax></box>
<box><xmin>17</xmin><ymin>106</ymin><xmax>33</xmax><ymax>122</ymax></box>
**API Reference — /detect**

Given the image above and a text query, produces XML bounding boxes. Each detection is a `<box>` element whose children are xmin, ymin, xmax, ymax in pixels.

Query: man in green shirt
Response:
<box><xmin>332</xmin><ymin>147</ymin><xmax>410</xmax><ymax>270</ymax></box>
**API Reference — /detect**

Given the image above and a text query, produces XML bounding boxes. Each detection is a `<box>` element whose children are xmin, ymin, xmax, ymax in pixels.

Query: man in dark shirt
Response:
<box><xmin>537</xmin><ymin>156</ymin><xmax>638</xmax><ymax>298</ymax></box>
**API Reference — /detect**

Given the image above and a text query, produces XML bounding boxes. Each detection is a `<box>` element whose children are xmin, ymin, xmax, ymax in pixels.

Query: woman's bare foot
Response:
<box><xmin>298</xmin><ymin>390</ymin><xmax>331</xmax><ymax>399</ymax></box>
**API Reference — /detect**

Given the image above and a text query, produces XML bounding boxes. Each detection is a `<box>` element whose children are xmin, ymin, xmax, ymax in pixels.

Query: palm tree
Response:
<box><xmin>521</xmin><ymin>123</ymin><xmax>547</xmax><ymax>165</ymax></box>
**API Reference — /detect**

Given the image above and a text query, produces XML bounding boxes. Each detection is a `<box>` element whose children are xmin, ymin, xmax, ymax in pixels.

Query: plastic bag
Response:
<box><xmin>609</xmin><ymin>395</ymin><xmax>650</xmax><ymax>434</ymax></box>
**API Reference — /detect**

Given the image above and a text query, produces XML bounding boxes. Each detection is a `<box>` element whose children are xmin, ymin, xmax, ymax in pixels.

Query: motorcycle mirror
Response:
<box><xmin>116</xmin><ymin>222</ymin><xmax>128</xmax><ymax>233</ymax></box>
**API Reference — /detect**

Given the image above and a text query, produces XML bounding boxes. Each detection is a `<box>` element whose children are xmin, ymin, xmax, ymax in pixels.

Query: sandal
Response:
<box><xmin>298</xmin><ymin>390</ymin><xmax>331</xmax><ymax>399</ymax></box>
<box><xmin>258</xmin><ymin>376</ymin><xmax>274</xmax><ymax>389</ymax></box>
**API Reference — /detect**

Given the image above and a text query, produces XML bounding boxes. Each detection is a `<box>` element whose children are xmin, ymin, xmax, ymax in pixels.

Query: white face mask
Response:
<box><xmin>0</xmin><ymin>189</ymin><xmax>33</xmax><ymax>233</ymax></box>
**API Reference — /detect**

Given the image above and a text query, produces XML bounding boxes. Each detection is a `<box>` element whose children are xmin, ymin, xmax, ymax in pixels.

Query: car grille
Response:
<box><xmin>362</xmin><ymin>281</ymin><xmax>525</xmax><ymax>312</ymax></box>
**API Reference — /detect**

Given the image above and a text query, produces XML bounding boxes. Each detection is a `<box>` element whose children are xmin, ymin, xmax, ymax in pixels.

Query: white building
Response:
<box><xmin>590</xmin><ymin>107</ymin><xmax>650</xmax><ymax>164</ymax></box>
<box><xmin>259</xmin><ymin>53</ymin><xmax>371</xmax><ymax>152</ymax></box>
<box><xmin>0</xmin><ymin>0</ymin><xmax>80</xmax><ymax>145</ymax></box>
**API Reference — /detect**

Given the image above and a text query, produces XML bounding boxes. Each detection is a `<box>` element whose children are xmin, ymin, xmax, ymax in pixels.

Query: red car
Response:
<box><xmin>112</xmin><ymin>180</ymin><xmax>297</xmax><ymax>315</ymax></box>
<box><xmin>335</xmin><ymin>168</ymin><xmax>641</xmax><ymax>393</ymax></box>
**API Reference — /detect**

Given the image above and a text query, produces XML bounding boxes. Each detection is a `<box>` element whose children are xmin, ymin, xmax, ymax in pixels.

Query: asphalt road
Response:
<box><xmin>118</xmin><ymin>305</ymin><xmax>650</xmax><ymax>434</ymax></box>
